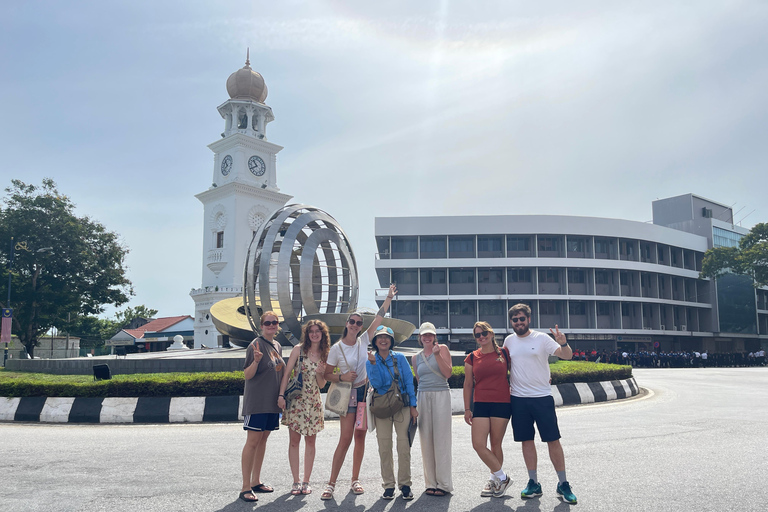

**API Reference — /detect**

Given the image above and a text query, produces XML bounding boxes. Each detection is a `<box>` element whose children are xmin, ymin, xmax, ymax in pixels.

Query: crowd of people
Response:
<box><xmin>237</xmin><ymin>290</ymin><xmax>579</xmax><ymax>505</ymax></box>
<box><xmin>573</xmin><ymin>349</ymin><xmax>768</xmax><ymax>368</ymax></box>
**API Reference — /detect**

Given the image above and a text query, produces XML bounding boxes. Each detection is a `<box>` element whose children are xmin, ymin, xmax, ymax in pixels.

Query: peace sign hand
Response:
<box><xmin>251</xmin><ymin>340</ymin><xmax>263</xmax><ymax>363</ymax></box>
<box><xmin>387</xmin><ymin>283</ymin><xmax>397</xmax><ymax>299</ymax></box>
<box><xmin>550</xmin><ymin>325</ymin><xmax>566</xmax><ymax>346</ymax></box>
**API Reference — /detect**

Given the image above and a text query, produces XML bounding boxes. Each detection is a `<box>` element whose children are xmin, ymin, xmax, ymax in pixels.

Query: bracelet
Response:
<box><xmin>278</xmin><ymin>394</ymin><xmax>284</xmax><ymax>397</ymax></box>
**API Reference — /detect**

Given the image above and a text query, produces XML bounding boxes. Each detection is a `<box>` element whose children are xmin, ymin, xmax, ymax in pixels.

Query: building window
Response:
<box><xmin>507</xmin><ymin>236</ymin><xmax>531</xmax><ymax>252</ymax></box>
<box><xmin>391</xmin><ymin>236</ymin><xmax>418</xmax><ymax>259</ymax></box>
<box><xmin>449</xmin><ymin>236</ymin><xmax>475</xmax><ymax>258</ymax></box>
<box><xmin>477</xmin><ymin>236</ymin><xmax>504</xmax><ymax>257</ymax></box>
<box><xmin>538</xmin><ymin>236</ymin><xmax>560</xmax><ymax>253</ymax></box>
<box><xmin>568</xmin><ymin>270</ymin><xmax>585</xmax><ymax>284</ymax></box>
<box><xmin>597</xmin><ymin>302</ymin><xmax>611</xmax><ymax>315</ymax></box>
<box><xmin>420</xmin><ymin>236</ymin><xmax>446</xmax><ymax>258</ymax></box>
<box><xmin>508</xmin><ymin>268</ymin><xmax>532</xmax><ymax>282</ymax></box>
<box><xmin>620</xmin><ymin>272</ymin><xmax>629</xmax><ymax>286</ymax></box>
<box><xmin>449</xmin><ymin>300</ymin><xmax>476</xmax><ymax>316</ymax></box>
<box><xmin>569</xmin><ymin>302</ymin><xmax>586</xmax><ymax>315</ymax></box>
<box><xmin>595</xmin><ymin>270</ymin><xmax>612</xmax><ymax>285</ymax></box>
<box><xmin>567</xmin><ymin>238</ymin><xmax>585</xmax><ymax>253</ymax></box>
<box><xmin>216</xmin><ymin>231</ymin><xmax>224</xmax><ymax>248</ymax></box>
<box><xmin>540</xmin><ymin>301</ymin><xmax>559</xmax><ymax>315</ymax></box>
<box><xmin>594</xmin><ymin>239</ymin><xmax>609</xmax><ymax>254</ymax></box>
<box><xmin>538</xmin><ymin>269</ymin><xmax>560</xmax><ymax>283</ymax></box>
<box><xmin>657</xmin><ymin>246</ymin><xmax>666</xmax><ymax>262</ymax></box>
<box><xmin>449</xmin><ymin>268</ymin><xmax>475</xmax><ymax>284</ymax></box>
<box><xmin>420</xmin><ymin>269</ymin><xmax>446</xmax><ymax>285</ymax></box>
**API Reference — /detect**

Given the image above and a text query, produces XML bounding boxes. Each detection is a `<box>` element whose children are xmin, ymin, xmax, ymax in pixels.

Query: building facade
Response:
<box><xmin>190</xmin><ymin>54</ymin><xmax>291</xmax><ymax>348</ymax></box>
<box><xmin>375</xmin><ymin>194</ymin><xmax>768</xmax><ymax>353</ymax></box>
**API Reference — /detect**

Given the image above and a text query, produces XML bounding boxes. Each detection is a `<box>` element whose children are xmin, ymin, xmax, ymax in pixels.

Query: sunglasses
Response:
<box><xmin>474</xmin><ymin>331</ymin><xmax>490</xmax><ymax>339</ymax></box>
<box><xmin>511</xmin><ymin>316</ymin><xmax>527</xmax><ymax>323</ymax></box>
<box><xmin>262</xmin><ymin>320</ymin><xmax>279</xmax><ymax>327</ymax></box>
<box><xmin>347</xmin><ymin>319</ymin><xmax>363</xmax><ymax>326</ymax></box>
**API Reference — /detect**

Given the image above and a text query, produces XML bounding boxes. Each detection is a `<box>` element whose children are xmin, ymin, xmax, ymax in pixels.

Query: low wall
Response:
<box><xmin>4</xmin><ymin>356</ymin><xmax>244</xmax><ymax>375</ymax></box>
<box><xmin>0</xmin><ymin>377</ymin><xmax>638</xmax><ymax>424</ymax></box>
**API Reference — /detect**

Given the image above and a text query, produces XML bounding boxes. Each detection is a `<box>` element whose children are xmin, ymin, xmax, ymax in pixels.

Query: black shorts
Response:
<box><xmin>472</xmin><ymin>401</ymin><xmax>512</xmax><ymax>419</ymax></box>
<box><xmin>243</xmin><ymin>413</ymin><xmax>280</xmax><ymax>431</ymax></box>
<box><xmin>510</xmin><ymin>395</ymin><xmax>560</xmax><ymax>442</ymax></box>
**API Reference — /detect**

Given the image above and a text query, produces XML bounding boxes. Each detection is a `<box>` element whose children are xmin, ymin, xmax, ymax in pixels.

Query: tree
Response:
<box><xmin>700</xmin><ymin>222</ymin><xmax>768</xmax><ymax>287</ymax></box>
<box><xmin>0</xmin><ymin>179</ymin><xmax>133</xmax><ymax>357</ymax></box>
<box><xmin>114</xmin><ymin>305</ymin><xmax>159</xmax><ymax>328</ymax></box>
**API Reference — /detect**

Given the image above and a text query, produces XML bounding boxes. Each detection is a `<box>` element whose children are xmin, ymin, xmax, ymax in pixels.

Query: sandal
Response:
<box><xmin>321</xmin><ymin>482</ymin><xmax>336</xmax><ymax>500</ymax></box>
<box><xmin>425</xmin><ymin>488</ymin><xmax>436</xmax><ymax>495</ymax></box>
<box><xmin>433</xmin><ymin>489</ymin><xmax>448</xmax><ymax>496</ymax></box>
<box><xmin>351</xmin><ymin>480</ymin><xmax>365</xmax><ymax>495</ymax></box>
<box><xmin>301</xmin><ymin>482</ymin><xmax>312</xmax><ymax>495</ymax></box>
<box><xmin>251</xmin><ymin>483</ymin><xmax>274</xmax><ymax>493</ymax></box>
<box><xmin>239</xmin><ymin>490</ymin><xmax>258</xmax><ymax>502</ymax></box>
<box><xmin>291</xmin><ymin>482</ymin><xmax>302</xmax><ymax>496</ymax></box>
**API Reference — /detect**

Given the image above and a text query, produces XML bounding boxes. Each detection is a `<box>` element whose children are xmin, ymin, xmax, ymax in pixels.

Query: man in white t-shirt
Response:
<box><xmin>503</xmin><ymin>303</ymin><xmax>576</xmax><ymax>505</ymax></box>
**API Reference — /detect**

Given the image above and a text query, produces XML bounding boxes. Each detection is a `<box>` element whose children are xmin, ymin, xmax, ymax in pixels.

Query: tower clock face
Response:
<box><xmin>220</xmin><ymin>155</ymin><xmax>233</xmax><ymax>176</ymax></box>
<box><xmin>248</xmin><ymin>155</ymin><xmax>266</xmax><ymax>176</ymax></box>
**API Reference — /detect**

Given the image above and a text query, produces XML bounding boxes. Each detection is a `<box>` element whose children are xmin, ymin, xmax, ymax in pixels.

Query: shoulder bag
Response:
<box><xmin>284</xmin><ymin>354</ymin><xmax>304</xmax><ymax>406</ymax></box>
<box><xmin>325</xmin><ymin>343</ymin><xmax>354</xmax><ymax>417</ymax></box>
<box><xmin>370</xmin><ymin>354</ymin><xmax>408</xmax><ymax>418</ymax></box>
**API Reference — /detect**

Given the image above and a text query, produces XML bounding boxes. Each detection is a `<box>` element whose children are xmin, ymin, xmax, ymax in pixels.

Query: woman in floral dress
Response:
<box><xmin>277</xmin><ymin>319</ymin><xmax>330</xmax><ymax>495</ymax></box>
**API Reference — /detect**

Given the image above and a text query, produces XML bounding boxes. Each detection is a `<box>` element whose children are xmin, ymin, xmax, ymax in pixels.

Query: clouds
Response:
<box><xmin>1</xmin><ymin>1</ymin><xmax>766</xmax><ymax>317</ymax></box>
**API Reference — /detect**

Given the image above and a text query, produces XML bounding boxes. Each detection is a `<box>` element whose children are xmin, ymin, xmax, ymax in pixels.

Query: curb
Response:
<box><xmin>0</xmin><ymin>377</ymin><xmax>638</xmax><ymax>424</ymax></box>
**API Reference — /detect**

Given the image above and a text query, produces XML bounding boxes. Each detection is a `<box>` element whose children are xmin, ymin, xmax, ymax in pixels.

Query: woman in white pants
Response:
<box><xmin>411</xmin><ymin>322</ymin><xmax>454</xmax><ymax>496</ymax></box>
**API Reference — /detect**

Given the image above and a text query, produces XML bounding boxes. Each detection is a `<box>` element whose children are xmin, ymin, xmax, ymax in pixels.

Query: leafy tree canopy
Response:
<box><xmin>114</xmin><ymin>305</ymin><xmax>159</xmax><ymax>328</ymax></box>
<box><xmin>700</xmin><ymin>222</ymin><xmax>768</xmax><ymax>288</ymax></box>
<box><xmin>0</xmin><ymin>179</ymin><xmax>133</xmax><ymax>356</ymax></box>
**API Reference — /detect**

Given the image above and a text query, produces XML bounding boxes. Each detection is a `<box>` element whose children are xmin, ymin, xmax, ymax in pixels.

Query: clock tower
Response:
<box><xmin>190</xmin><ymin>52</ymin><xmax>292</xmax><ymax>348</ymax></box>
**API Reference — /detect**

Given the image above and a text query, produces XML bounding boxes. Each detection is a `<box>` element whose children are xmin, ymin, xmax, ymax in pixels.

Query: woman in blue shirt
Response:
<box><xmin>366</xmin><ymin>325</ymin><xmax>418</xmax><ymax>501</ymax></box>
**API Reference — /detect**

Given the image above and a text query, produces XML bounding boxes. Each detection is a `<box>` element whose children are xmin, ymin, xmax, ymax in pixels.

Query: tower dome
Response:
<box><xmin>226</xmin><ymin>50</ymin><xmax>268</xmax><ymax>103</ymax></box>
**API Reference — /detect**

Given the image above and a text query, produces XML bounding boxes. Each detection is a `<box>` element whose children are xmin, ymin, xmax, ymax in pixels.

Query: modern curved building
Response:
<box><xmin>375</xmin><ymin>194</ymin><xmax>768</xmax><ymax>354</ymax></box>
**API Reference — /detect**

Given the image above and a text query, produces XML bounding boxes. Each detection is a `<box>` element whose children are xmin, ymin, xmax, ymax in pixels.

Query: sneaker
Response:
<box><xmin>557</xmin><ymin>481</ymin><xmax>577</xmax><ymax>504</ymax></box>
<box><xmin>493</xmin><ymin>476</ymin><xmax>512</xmax><ymax>498</ymax></box>
<box><xmin>481</xmin><ymin>479</ymin><xmax>496</xmax><ymax>497</ymax></box>
<box><xmin>521</xmin><ymin>479</ymin><xmax>542</xmax><ymax>499</ymax></box>
<box><xmin>400</xmin><ymin>485</ymin><xmax>414</xmax><ymax>500</ymax></box>
<box><xmin>382</xmin><ymin>488</ymin><xmax>395</xmax><ymax>500</ymax></box>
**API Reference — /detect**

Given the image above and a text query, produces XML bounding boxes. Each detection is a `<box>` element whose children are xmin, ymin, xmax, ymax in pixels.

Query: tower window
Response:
<box><xmin>216</xmin><ymin>231</ymin><xmax>224</xmax><ymax>248</ymax></box>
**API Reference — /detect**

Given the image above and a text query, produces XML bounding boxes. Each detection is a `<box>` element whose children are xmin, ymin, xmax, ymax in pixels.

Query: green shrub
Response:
<box><xmin>0</xmin><ymin>362</ymin><xmax>632</xmax><ymax>397</ymax></box>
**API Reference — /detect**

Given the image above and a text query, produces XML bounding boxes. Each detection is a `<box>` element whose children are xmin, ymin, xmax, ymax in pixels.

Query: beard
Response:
<box><xmin>513</xmin><ymin>324</ymin><xmax>530</xmax><ymax>336</ymax></box>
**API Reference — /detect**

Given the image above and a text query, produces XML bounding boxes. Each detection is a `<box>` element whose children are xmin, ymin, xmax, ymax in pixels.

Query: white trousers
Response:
<box><xmin>417</xmin><ymin>390</ymin><xmax>453</xmax><ymax>492</ymax></box>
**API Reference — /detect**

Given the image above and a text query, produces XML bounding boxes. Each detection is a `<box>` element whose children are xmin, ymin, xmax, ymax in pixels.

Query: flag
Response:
<box><xmin>1</xmin><ymin>308</ymin><xmax>12</xmax><ymax>343</ymax></box>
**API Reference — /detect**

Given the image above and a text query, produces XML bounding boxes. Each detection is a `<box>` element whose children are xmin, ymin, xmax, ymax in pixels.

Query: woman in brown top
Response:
<box><xmin>239</xmin><ymin>311</ymin><xmax>285</xmax><ymax>503</ymax></box>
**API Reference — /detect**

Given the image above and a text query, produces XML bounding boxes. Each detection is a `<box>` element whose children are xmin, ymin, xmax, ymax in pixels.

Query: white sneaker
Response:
<box><xmin>481</xmin><ymin>479</ymin><xmax>496</xmax><ymax>497</ymax></box>
<box><xmin>493</xmin><ymin>476</ymin><xmax>512</xmax><ymax>498</ymax></box>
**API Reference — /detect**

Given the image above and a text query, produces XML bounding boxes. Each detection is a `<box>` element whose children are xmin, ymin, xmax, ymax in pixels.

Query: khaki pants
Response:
<box><xmin>374</xmin><ymin>405</ymin><xmax>412</xmax><ymax>489</ymax></box>
<box><xmin>417</xmin><ymin>390</ymin><xmax>453</xmax><ymax>492</ymax></box>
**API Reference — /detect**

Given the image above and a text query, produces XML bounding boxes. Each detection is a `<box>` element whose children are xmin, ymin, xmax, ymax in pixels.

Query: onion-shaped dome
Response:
<box><xmin>226</xmin><ymin>50</ymin><xmax>268</xmax><ymax>103</ymax></box>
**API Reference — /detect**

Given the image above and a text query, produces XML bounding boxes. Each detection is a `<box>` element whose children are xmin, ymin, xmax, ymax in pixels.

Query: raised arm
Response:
<box><xmin>365</xmin><ymin>284</ymin><xmax>397</xmax><ymax>339</ymax></box>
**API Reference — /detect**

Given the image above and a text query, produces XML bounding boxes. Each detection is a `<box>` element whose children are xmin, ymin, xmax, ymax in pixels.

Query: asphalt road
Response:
<box><xmin>2</xmin><ymin>368</ymin><xmax>767</xmax><ymax>512</ymax></box>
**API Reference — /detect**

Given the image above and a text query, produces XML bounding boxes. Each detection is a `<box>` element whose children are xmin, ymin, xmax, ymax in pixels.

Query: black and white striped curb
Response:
<box><xmin>0</xmin><ymin>377</ymin><xmax>638</xmax><ymax>424</ymax></box>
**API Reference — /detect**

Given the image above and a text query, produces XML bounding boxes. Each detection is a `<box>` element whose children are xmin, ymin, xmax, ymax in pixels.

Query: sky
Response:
<box><xmin>2</xmin><ymin>0</ymin><xmax>767</xmax><ymax>320</ymax></box>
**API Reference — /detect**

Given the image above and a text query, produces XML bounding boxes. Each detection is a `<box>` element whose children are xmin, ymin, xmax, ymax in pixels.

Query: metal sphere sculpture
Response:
<box><xmin>244</xmin><ymin>204</ymin><xmax>358</xmax><ymax>345</ymax></box>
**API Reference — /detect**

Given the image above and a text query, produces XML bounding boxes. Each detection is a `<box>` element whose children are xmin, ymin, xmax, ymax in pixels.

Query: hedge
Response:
<box><xmin>0</xmin><ymin>362</ymin><xmax>632</xmax><ymax>398</ymax></box>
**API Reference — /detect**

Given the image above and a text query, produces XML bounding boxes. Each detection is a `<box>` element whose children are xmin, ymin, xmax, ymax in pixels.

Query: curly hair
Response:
<box><xmin>301</xmin><ymin>319</ymin><xmax>330</xmax><ymax>361</ymax></box>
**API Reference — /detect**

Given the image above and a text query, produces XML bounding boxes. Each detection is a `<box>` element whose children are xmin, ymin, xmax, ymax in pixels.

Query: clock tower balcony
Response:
<box><xmin>207</xmin><ymin>248</ymin><xmax>227</xmax><ymax>275</ymax></box>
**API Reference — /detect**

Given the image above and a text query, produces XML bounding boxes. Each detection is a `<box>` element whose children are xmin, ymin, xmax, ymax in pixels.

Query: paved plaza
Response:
<box><xmin>2</xmin><ymin>367</ymin><xmax>767</xmax><ymax>512</ymax></box>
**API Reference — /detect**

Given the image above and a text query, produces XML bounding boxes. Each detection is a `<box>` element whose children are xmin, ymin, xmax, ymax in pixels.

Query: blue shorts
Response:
<box><xmin>510</xmin><ymin>395</ymin><xmax>560</xmax><ymax>442</ymax></box>
<box><xmin>243</xmin><ymin>413</ymin><xmax>280</xmax><ymax>431</ymax></box>
<box><xmin>473</xmin><ymin>401</ymin><xmax>512</xmax><ymax>419</ymax></box>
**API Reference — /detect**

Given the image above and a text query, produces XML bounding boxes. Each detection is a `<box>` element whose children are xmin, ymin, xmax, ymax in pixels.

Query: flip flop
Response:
<box><xmin>239</xmin><ymin>491</ymin><xmax>258</xmax><ymax>502</ymax></box>
<box><xmin>425</xmin><ymin>488</ymin><xmax>436</xmax><ymax>495</ymax></box>
<box><xmin>433</xmin><ymin>489</ymin><xmax>448</xmax><ymax>496</ymax></box>
<box><xmin>252</xmin><ymin>483</ymin><xmax>274</xmax><ymax>493</ymax></box>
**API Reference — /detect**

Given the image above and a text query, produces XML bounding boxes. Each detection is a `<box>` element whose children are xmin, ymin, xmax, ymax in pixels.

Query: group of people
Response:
<box><xmin>237</xmin><ymin>287</ymin><xmax>577</xmax><ymax>505</ymax></box>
